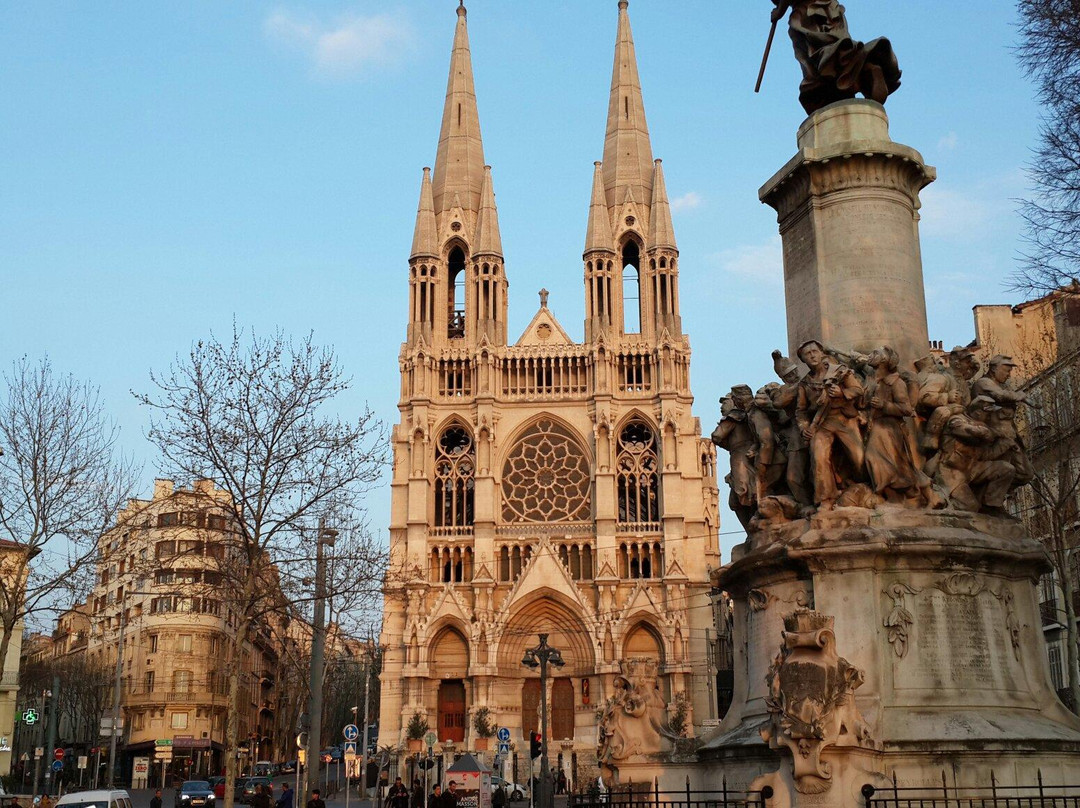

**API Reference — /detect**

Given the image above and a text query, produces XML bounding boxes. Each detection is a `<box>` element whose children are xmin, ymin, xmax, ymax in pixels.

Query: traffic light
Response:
<box><xmin>529</xmin><ymin>730</ymin><xmax>542</xmax><ymax>759</ymax></box>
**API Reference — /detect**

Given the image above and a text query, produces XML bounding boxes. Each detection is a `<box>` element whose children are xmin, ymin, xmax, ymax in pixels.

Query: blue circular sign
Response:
<box><xmin>51</xmin><ymin>760</ymin><xmax>63</xmax><ymax>772</ymax></box>
<box><xmin>343</xmin><ymin>724</ymin><xmax>359</xmax><ymax>741</ymax></box>
<box><xmin>496</xmin><ymin>727</ymin><xmax>510</xmax><ymax>742</ymax></box>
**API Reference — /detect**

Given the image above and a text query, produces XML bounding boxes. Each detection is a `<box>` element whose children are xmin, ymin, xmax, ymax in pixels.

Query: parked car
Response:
<box><xmin>254</xmin><ymin>762</ymin><xmax>275</xmax><ymax>778</ymax></box>
<box><xmin>207</xmin><ymin>778</ymin><xmax>226</xmax><ymax>800</ymax></box>
<box><xmin>176</xmin><ymin>781</ymin><xmax>215</xmax><ymax>808</ymax></box>
<box><xmin>234</xmin><ymin>778</ymin><xmax>274</xmax><ymax>805</ymax></box>
<box><xmin>279</xmin><ymin>761</ymin><xmax>296</xmax><ymax>774</ymax></box>
<box><xmin>490</xmin><ymin>777</ymin><xmax>528</xmax><ymax>802</ymax></box>
<box><xmin>55</xmin><ymin>791</ymin><xmax>133</xmax><ymax>808</ymax></box>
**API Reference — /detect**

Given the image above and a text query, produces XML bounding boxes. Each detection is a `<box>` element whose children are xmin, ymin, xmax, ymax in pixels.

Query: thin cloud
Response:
<box><xmin>919</xmin><ymin>171</ymin><xmax>1024</xmax><ymax>242</ymax></box>
<box><xmin>265</xmin><ymin>9</ymin><xmax>413</xmax><ymax>78</ymax></box>
<box><xmin>710</xmin><ymin>236</ymin><xmax>783</xmax><ymax>285</ymax></box>
<box><xmin>937</xmin><ymin>131</ymin><xmax>959</xmax><ymax>151</ymax></box>
<box><xmin>671</xmin><ymin>191</ymin><xmax>703</xmax><ymax>211</ymax></box>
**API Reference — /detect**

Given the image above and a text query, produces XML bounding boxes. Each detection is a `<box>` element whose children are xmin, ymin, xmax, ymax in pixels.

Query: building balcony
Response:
<box><xmin>1041</xmin><ymin>599</ymin><xmax>1061</xmax><ymax>626</ymax></box>
<box><xmin>615</xmin><ymin>521</ymin><xmax>662</xmax><ymax>536</ymax></box>
<box><xmin>125</xmin><ymin>690</ymin><xmax>230</xmax><ymax>707</ymax></box>
<box><xmin>0</xmin><ymin>671</ymin><xmax>18</xmax><ymax>691</ymax></box>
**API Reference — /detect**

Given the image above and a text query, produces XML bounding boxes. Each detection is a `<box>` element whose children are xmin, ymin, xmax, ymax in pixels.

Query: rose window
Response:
<box><xmin>501</xmin><ymin>419</ymin><xmax>591</xmax><ymax>523</ymax></box>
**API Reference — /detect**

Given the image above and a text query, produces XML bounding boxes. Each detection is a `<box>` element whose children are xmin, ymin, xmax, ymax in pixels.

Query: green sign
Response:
<box><xmin>22</xmin><ymin>709</ymin><xmax>38</xmax><ymax>725</ymax></box>
<box><xmin>155</xmin><ymin>739</ymin><xmax>173</xmax><ymax>747</ymax></box>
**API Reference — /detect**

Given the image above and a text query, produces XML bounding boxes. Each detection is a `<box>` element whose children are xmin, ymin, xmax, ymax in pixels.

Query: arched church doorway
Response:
<box><xmin>438</xmin><ymin>680</ymin><xmax>466</xmax><ymax>743</ymax></box>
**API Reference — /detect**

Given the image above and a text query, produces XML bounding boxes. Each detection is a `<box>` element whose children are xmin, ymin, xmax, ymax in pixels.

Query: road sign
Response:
<box><xmin>497</xmin><ymin>741</ymin><xmax>510</xmax><ymax>756</ymax></box>
<box><xmin>155</xmin><ymin>751</ymin><xmax>173</xmax><ymax>762</ymax></box>
<box><xmin>78</xmin><ymin>756</ymin><xmax>88</xmax><ymax>770</ymax></box>
<box><xmin>496</xmin><ymin>727</ymin><xmax>510</xmax><ymax>742</ymax></box>
<box><xmin>424</xmin><ymin>731</ymin><xmax>437</xmax><ymax>748</ymax></box>
<box><xmin>20</xmin><ymin>753</ymin><xmax>29</xmax><ymax>762</ymax></box>
<box><xmin>298</xmin><ymin>749</ymin><xmax>307</xmax><ymax>765</ymax></box>
<box><xmin>54</xmin><ymin>748</ymin><xmax>64</xmax><ymax>761</ymax></box>
<box><xmin>155</xmin><ymin>739</ymin><xmax>173</xmax><ymax>747</ymax></box>
<box><xmin>343</xmin><ymin>724</ymin><xmax>359</xmax><ymax>742</ymax></box>
<box><xmin>343</xmin><ymin>741</ymin><xmax>357</xmax><ymax>756</ymax></box>
<box><xmin>418</xmin><ymin>757</ymin><xmax>435</xmax><ymax>770</ymax></box>
<box><xmin>51</xmin><ymin>761</ymin><xmax>63</xmax><ymax>772</ymax></box>
<box><xmin>34</xmin><ymin>747</ymin><xmax>43</xmax><ymax>759</ymax></box>
<box><xmin>22</xmin><ymin>709</ymin><xmax>38</xmax><ymax>725</ymax></box>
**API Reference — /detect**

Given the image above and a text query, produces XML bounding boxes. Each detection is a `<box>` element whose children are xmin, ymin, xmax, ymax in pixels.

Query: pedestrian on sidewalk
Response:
<box><xmin>277</xmin><ymin>783</ymin><xmax>294</xmax><ymax>808</ymax></box>
<box><xmin>492</xmin><ymin>784</ymin><xmax>506</xmax><ymax>808</ymax></box>
<box><xmin>388</xmin><ymin>776</ymin><xmax>409</xmax><ymax>808</ymax></box>
<box><xmin>557</xmin><ymin>771</ymin><xmax>567</xmax><ymax>795</ymax></box>
<box><xmin>306</xmin><ymin>789</ymin><xmax>326</xmax><ymax>808</ymax></box>
<box><xmin>150</xmin><ymin>790</ymin><xmax>163</xmax><ymax>808</ymax></box>
<box><xmin>442</xmin><ymin>781</ymin><xmax>459</xmax><ymax>808</ymax></box>
<box><xmin>252</xmin><ymin>785</ymin><xmax>272</xmax><ymax>808</ymax></box>
<box><xmin>410</xmin><ymin>779</ymin><xmax>423</xmax><ymax>808</ymax></box>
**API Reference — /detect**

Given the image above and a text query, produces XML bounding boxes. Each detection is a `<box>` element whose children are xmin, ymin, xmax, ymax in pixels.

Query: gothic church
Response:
<box><xmin>379</xmin><ymin>1</ymin><xmax>721</xmax><ymax>782</ymax></box>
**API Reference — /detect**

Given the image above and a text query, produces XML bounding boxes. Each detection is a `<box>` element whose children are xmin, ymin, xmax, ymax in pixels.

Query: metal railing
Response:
<box><xmin>568</xmin><ymin>778</ymin><xmax>771</xmax><ymax>808</ymax></box>
<box><xmin>863</xmin><ymin>771</ymin><xmax>1080</xmax><ymax>807</ymax></box>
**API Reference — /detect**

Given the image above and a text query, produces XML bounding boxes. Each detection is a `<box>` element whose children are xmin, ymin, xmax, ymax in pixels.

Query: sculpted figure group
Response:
<box><xmin>596</xmin><ymin>658</ymin><xmax>676</xmax><ymax>779</ymax></box>
<box><xmin>712</xmin><ymin>340</ymin><xmax>1036</xmax><ymax>529</ymax></box>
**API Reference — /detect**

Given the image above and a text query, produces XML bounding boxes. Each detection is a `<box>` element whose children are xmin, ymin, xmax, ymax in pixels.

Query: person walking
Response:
<box><xmin>443</xmin><ymin>782</ymin><xmax>459</xmax><ymax>808</ymax></box>
<box><xmin>410</xmin><ymin>778</ymin><xmax>424</xmax><ymax>808</ymax></box>
<box><xmin>389</xmin><ymin>777</ymin><xmax>410</xmax><ymax>808</ymax></box>
<box><xmin>277</xmin><ymin>783</ymin><xmax>294</xmax><ymax>808</ymax></box>
<box><xmin>305</xmin><ymin>789</ymin><xmax>326</xmax><ymax>808</ymax></box>
<box><xmin>150</xmin><ymin>791</ymin><xmax>163</xmax><ymax>808</ymax></box>
<box><xmin>251</xmin><ymin>785</ymin><xmax>272</xmax><ymax>808</ymax></box>
<box><xmin>557</xmin><ymin>771</ymin><xmax>567</xmax><ymax>795</ymax></box>
<box><xmin>492</xmin><ymin>784</ymin><xmax>506</xmax><ymax>808</ymax></box>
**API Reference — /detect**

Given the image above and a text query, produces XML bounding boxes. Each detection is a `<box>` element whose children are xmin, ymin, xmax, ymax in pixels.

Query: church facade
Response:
<box><xmin>378</xmin><ymin>1</ymin><xmax>721</xmax><ymax>782</ymax></box>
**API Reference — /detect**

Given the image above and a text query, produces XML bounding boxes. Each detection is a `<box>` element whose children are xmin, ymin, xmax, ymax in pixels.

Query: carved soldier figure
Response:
<box><xmin>863</xmin><ymin>346</ymin><xmax>918</xmax><ymax>501</ymax></box>
<box><xmin>795</xmin><ymin>340</ymin><xmax>865</xmax><ymax>510</ymax></box>
<box><xmin>769</xmin><ymin>0</ymin><xmax>902</xmax><ymax>114</ymax></box>
<box><xmin>933</xmin><ymin>396</ymin><xmax>1016</xmax><ymax>514</ymax></box>
<box><xmin>749</xmin><ymin>383</ymin><xmax>789</xmax><ymax>502</ymax></box>
<box><xmin>971</xmin><ymin>354</ymin><xmax>1036</xmax><ymax>486</ymax></box>
<box><xmin>712</xmin><ymin>391</ymin><xmax>757</xmax><ymax>528</ymax></box>
<box><xmin>943</xmin><ymin>346</ymin><xmax>979</xmax><ymax>408</ymax></box>
<box><xmin>770</xmin><ymin>350</ymin><xmax>812</xmax><ymax>506</ymax></box>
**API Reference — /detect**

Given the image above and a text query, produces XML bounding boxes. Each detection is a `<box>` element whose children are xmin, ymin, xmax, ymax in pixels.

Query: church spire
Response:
<box><xmin>431</xmin><ymin>1</ymin><xmax>486</xmax><ymax>219</ymax></box>
<box><xmin>585</xmin><ymin>161</ymin><xmax>614</xmax><ymax>254</ymax></box>
<box><xmin>474</xmin><ymin>165</ymin><xmax>503</xmax><ymax>257</ymax></box>
<box><xmin>410</xmin><ymin>167</ymin><xmax>438</xmax><ymax>259</ymax></box>
<box><xmin>602</xmin><ymin>0</ymin><xmax>654</xmax><ymax>215</ymax></box>
<box><xmin>648</xmin><ymin>159</ymin><xmax>676</xmax><ymax>251</ymax></box>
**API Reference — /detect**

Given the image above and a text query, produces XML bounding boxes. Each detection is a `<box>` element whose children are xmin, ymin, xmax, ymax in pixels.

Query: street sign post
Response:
<box><xmin>497</xmin><ymin>741</ymin><xmax>510</xmax><ymax>756</ymax></box>
<box><xmin>22</xmin><ymin>709</ymin><xmax>38</xmax><ymax>725</ymax></box>
<box><xmin>343</xmin><ymin>724</ymin><xmax>359</xmax><ymax>742</ymax></box>
<box><xmin>51</xmin><ymin>760</ymin><xmax>63</xmax><ymax>772</ymax></box>
<box><xmin>424</xmin><ymin>731</ymin><xmax>437</xmax><ymax>748</ymax></box>
<box><xmin>343</xmin><ymin>742</ymin><xmax>357</xmax><ymax>757</ymax></box>
<box><xmin>54</xmin><ymin>748</ymin><xmax>64</xmax><ymax>761</ymax></box>
<box><xmin>497</xmin><ymin>727</ymin><xmax>510</xmax><ymax>742</ymax></box>
<box><xmin>34</xmin><ymin>747</ymin><xmax>43</xmax><ymax>759</ymax></box>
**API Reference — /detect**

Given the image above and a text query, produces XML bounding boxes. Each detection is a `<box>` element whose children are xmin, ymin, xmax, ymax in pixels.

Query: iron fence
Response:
<box><xmin>568</xmin><ymin>778</ymin><xmax>772</xmax><ymax>808</ymax></box>
<box><xmin>863</xmin><ymin>771</ymin><xmax>1080</xmax><ymax>807</ymax></box>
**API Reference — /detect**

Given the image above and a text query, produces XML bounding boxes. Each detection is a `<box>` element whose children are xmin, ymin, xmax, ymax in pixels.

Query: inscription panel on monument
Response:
<box><xmin>893</xmin><ymin>582</ymin><xmax>1022</xmax><ymax>695</ymax></box>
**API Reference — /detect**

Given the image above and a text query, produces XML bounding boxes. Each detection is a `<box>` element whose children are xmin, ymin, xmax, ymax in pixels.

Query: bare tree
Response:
<box><xmin>0</xmin><ymin>357</ymin><xmax>138</xmax><ymax>679</ymax></box>
<box><xmin>1013</xmin><ymin>0</ymin><xmax>1080</xmax><ymax>296</ymax></box>
<box><xmin>135</xmin><ymin>326</ymin><xmax>388</xmax><ymax>808</ymax></box>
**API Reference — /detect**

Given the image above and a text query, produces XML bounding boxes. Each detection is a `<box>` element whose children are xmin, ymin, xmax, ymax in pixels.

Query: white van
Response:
<box><xmin>55</xmin><ymin>790</ymin><xmax>132</xmax><ymax>808</ymax></box>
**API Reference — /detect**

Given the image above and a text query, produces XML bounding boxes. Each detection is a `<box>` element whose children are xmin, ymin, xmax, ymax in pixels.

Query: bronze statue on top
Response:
<box><xmin>762</xmin><ymin>0</ymin><xmax>902</xmax><ymax>115</ymax></box>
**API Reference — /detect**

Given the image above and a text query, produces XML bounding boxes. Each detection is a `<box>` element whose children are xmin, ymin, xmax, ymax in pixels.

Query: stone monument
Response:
<box><xmin>693</xmin><ymin>4</ymin><xmax>1080</xmax><ymax>805</ymax></box>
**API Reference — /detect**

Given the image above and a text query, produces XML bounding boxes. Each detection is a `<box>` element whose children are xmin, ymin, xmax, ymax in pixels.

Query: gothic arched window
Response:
<box><xmin>448</xmin><ymin>247</ymin><xmax>466</xmax><ymax>339</ymax></box>
<box><xmin>435</xmin><ymin>426</ymin><xmax>475</xmax><ymax>527</ymax></box>
<box><xmin>617</xmin><ymin>420</ymin><xmax>660</xmax><ymax>524</ymax></box>
<box><xmin>622</xmin><ymin>241</ymin><xmax>641</xmax><ymax>334</ymax></box>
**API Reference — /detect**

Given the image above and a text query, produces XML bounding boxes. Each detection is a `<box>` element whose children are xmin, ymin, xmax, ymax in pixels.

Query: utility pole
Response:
<box><xmin>107</xmin><ymin>615</ymin><xmax>126</xmax><ymax>786</ymax></box>
<box><xmin>360</xmin><ymin>654</ymin><xmax>371</xmax><ymax>798</ymax></box>
<box><xmin>43</xmin><ymin>675</ymin><xmax>60</xmax><ymax>795</ymax></box>
<box><xmin>520</xmin><ymin>635</ymin><xmax>564</xmax><ymax>808</ymax></box>
<box><xmin>32</xmin><ymin>688</ymin><xmax>47</xmax><ymax>798</ymax></box>
<box><xmin>304</xmin><ymin>524</ymin><xmax>336</xmax><ymax>801</ymax></box>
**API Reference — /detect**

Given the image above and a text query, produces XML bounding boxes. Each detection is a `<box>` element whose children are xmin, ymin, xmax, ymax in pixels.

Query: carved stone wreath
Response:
<box><xmin>501</xmin><ymin>418</ymin><xmax>591</xmax><ymax>523</ymax></box>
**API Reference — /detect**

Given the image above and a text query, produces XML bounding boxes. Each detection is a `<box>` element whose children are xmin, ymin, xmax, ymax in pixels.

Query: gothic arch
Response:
<box><xmin>494</xmin><ymin>588</ymin><xmax>596</xmax><ymax>678</ymax></box>
<box><xmin>433</xmin><ymin>419</ymin><xmax>475</xmax><ymax>529</ymax></box>
<box><xmin>428</xmin><ymin>623</ymin><xmax>470</xmax><ymax>679</ymax></box>
<box><xmin>622</xmin><ymin>620</ymin><xmax>665</xmax><ymax>664</ymax></box>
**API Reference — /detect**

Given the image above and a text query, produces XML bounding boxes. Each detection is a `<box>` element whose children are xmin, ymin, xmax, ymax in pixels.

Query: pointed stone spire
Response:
<box><xmin>648</xmin><ymin>159</ymin><xmax>676</xmax><ymax>250</ymax></box>
<box><xmin>585</xmin><ymin>161</ymin><xmax>615</xmax><ymax>253</ymax></box>
<box><xmin>602</xmin><ymin>0</ymin><xmax>654</xmax><ymax>213</ymax></box>
<box><xmin>410</xmin><ymin>167</ymin><xmax>438</xmax><ymax>259</ymax></box>
<box><xmin>431</xmin><ymin>1</ymin><xmax>486</xmax><ymax>218</ymax></box>
<box><xmin>474</xmin><ymin>165</ymin><xmax>503</xmax><ymax>257</ymax></box>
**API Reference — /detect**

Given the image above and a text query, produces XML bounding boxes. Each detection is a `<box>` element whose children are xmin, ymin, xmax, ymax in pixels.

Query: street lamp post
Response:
<box><xmin>521</xmin><ymin>634</ymin><xmax>564</xmax><ymax>808</ymax></box>
<box><xmin>305</xmin><ymin>523</ymin><xmax>337</xmax><ymax>801</ymax></box>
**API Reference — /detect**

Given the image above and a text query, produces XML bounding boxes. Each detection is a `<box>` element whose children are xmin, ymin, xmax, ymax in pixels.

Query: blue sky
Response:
<box><xmin>0</xmin><ymin>2</ymin><xmax>1041</xmax><ymax>559</ymax></box>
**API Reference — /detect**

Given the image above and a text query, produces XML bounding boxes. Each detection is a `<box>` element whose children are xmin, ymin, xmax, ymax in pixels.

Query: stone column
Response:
<box><xmin>760</xmin><ymin>99</ymin><xmax>935</xmax><ymax>369</ymax></box>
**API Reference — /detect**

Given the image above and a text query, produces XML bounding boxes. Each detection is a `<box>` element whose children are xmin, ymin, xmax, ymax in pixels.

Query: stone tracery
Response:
<box><xmin>501</xmin><ymin>418</ymin><xmax>592</xmax><ymax>523</ymax></box>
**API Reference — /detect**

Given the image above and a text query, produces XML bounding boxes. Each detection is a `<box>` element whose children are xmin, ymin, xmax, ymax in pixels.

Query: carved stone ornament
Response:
<box><xmin>596</xmin><ymin>657</ymin><xmax>676</xmax><ymax>769</ymax></box>
<box><xmin>761</xmin><ymin>611</ymin><xmax>876</xmax><ymax>795</ymax></box>
<box><xmin>882</xmin><ymin>582</ymin><xmax>920</xmax><ymax>658</ymax></box>
<box><xmin>935</xmin><ymin>573</ymin><xmax>1021</xmax><ymax>660</ymax></box>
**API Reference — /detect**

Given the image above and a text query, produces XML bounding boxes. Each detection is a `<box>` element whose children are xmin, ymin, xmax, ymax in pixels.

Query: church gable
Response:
<box><xmin>514</xmin><ymin>297</ymin><xmax>576</xmax><ymax>347</ymax></box>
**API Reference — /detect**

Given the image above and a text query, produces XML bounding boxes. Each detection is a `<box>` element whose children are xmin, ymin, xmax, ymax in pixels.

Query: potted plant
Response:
<box><xmin>472</xmin><ymin>706</ymin><xmax>495</xmax><ymax>750</ymax></box>
<box><xmin>406</xmin><ymin>711</ymin><xmax>428</xmax><ymax>752</ymax></box>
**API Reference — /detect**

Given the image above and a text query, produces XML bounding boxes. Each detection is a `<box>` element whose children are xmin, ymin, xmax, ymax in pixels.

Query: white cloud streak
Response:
<box><xmin>670</xmin><ymin>191</ymin><xmax>702</xmax><ymax>211</ymax></box>
<box><xmin>710</xmin><ymin>236</ymin><xmax>783</xmax><ymax>286</ymax></box>
<box><xmin>265</xmin><ymin>9</ymin><xmax>413</xmax><ymax>78</ymax></box>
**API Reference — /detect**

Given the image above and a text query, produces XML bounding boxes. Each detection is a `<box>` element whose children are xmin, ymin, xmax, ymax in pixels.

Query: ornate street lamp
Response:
<box><xmin>521</xmin><ymin>634</ymin><xmax>564</xmax><ymax>808</ymax></box>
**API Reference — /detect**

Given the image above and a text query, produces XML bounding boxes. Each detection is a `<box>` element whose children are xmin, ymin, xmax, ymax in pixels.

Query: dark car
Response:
<box><xmin>235</xmin><ymin>778</ymin><xmax>274</xmax><ymax>805</ymax></box>
<box><xmin>176</xmin><ymin>781</ymin><xmax>215</xmax><ymax>808</ymax></box>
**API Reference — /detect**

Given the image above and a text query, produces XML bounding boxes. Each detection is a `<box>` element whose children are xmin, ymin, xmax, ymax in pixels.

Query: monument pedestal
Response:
<box><xmin>698</xmin><ymin>510</ymin><xmax>1080</xmax><ymax>806</ymax></box>
<box><xmin>760</xmin><ymin>99</ymin><xmax>934</xmax><ymax>369</ymax></box>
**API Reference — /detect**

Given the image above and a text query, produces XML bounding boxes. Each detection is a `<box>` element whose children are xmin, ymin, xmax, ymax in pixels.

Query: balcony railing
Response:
<box><xmin>125</xmin><ymin>690</ymin><xmax>230</xmax><ymax>707</ymax></box>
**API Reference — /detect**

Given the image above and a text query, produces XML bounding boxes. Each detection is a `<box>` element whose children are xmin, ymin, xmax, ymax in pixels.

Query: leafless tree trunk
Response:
<box><xmin>136</xmin><ymin>326</ymin><xmax>388</xmax><ymax>808</ymax></box>
<box><xmin>1013</xmin><ymin>0</ymin><xmax>1080</xmax><ymax>296</ymax></box>
<box><xmin>0</xmin><ymin>357</ymin><xmax>138</xmax><ymax>676</ymax></box>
